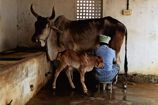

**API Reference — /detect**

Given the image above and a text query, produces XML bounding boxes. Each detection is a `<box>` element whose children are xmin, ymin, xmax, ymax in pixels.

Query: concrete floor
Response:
<box><xmin>26</xmin><ymin>81</ymin><xmax>158</xmax><ymax>105</ymax></box>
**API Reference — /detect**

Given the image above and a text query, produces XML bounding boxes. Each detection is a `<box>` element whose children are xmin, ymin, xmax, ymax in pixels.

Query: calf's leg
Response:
<box><xmin>52</xmin><ymin>63</ymin><xmax>66</xmax><ymax>89</ymax></box>
<box><xmin>65</xmin><ymin>67</ymin><xmax>75</xmax><ymax>89</ymax></box>
<box><xmin>80</xmin><ymin>70</ymin><xmax>88</xmax><ymax>94</ymax></box>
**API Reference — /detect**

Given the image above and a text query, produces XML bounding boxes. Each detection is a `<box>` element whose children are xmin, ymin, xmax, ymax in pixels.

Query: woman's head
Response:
<box><xmin>99</xmin><ymin>35</ymin><xmax>111</xmax><ymax>45</ymax></box>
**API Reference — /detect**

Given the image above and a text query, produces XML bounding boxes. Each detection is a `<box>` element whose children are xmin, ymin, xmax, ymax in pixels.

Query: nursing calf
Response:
<box><xmin>52</xmin><ymin>49</ymin><xmax>104</xmax><ymax>94</ymax></box>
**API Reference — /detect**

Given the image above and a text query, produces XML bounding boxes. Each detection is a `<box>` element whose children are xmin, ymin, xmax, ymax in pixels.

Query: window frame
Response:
<box><xmin>75</xmin><ymin>0</ymin><xmax>103</xmax><ymax>20</ymax></box>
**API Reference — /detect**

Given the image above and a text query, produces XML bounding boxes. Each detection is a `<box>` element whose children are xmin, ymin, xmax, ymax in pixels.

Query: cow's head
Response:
<box><xmin>31</xmin><ymin>4</ymin><xmax>55</xmax><ymax>47</ymax></box>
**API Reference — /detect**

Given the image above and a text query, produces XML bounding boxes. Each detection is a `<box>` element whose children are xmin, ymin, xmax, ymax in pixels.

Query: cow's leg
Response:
<box><xmin>109</xmin><ymin>31</ymin><xmax>124</xmax><ymax>64</ymax></box>
<box><xmin>109</xmin><ymin>31</ymin><xmax>124</xmax><ymax>66</ymax></box>
<box><xmin>52</xmin><ymin>63</ymin><xmax>66</xmax><ymax>89</ymax></box>
<box><xmin>65</xmin><ymin>67</ymin><xmax>75</xmax><ymax>89</ymax></box>
<box><xmin>116</xmin><ymin>53</ymin><xmax>121</xmax><ymax>65</ymax></box>
<box><xmin>80</xmin><ymin>70</ymin><xmax>88</xmax><ymax>94</ymax></box>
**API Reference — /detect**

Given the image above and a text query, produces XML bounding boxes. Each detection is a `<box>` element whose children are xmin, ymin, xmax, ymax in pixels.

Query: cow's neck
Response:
<box><xmin>46</xmin><ymin>28</ymin><xmax>65</xmax><ymax>61</ymax></box>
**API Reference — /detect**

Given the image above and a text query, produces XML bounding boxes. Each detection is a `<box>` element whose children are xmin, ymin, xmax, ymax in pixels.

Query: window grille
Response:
<box><xmin>76</xmin><ymin>0</ymin><xmax>102</xmax><ymax>20</ymax></box>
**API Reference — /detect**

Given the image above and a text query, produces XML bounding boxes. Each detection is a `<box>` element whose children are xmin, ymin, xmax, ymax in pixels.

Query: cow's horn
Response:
<box><xmin>49</xmin><ymin>6</ymin><xmax>55</xmax><ymax>20</ymax></box>
<box><xmin>30</xmin><ymin>4</ymin><xmax>39</xmax><ymax>18</ymax></box>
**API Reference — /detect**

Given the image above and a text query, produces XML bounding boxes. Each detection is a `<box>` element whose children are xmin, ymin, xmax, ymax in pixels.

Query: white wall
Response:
<box><xmin>103</xmin><ymin>0</ymin><xmax>158</xmax><ymax>75</ymax></box>
<box><xmin>0</xmin><ymin>0</ymin><xmax>17</xmax><ymax>51</ymax></box>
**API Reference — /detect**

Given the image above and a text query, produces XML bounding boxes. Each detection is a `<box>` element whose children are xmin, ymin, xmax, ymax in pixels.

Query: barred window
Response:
<box><xmin>76</xmin><ymin>0</ymin><xmax>102</xmax><ymax>20</ymax></box>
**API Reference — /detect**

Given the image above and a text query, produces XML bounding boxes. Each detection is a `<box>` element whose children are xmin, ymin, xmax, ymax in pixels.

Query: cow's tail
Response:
<box><xmin>124</xmin><ymin>27</ymin><xmax>128</xmax><ymax>88</ymax></box>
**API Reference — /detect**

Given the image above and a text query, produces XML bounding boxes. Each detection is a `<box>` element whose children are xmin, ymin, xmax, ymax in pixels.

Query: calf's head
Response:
<box><xmin>95</xmin><ymin>56</ymin><xmax>104</xmax><ymax>68</ymax></box>
<box><xmin>31</xmin><ymin>4</ymin><xmax>55</xmax><ymax>47</ymax></box>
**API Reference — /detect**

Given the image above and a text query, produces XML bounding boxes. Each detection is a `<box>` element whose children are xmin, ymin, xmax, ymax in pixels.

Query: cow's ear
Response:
<box><xmin>49</xmin><ymin>6</ymin><xmax>55</xmax><ymax>20</ymax></box>
<box><xmin>47</xmin><ymin>18</ymin><xmax>53</xmax><ymax>24</ymax></box>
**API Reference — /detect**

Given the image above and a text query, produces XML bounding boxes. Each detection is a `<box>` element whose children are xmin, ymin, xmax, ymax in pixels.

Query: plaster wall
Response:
<box><xmin>0</xmin><ymin>0</ymin><xmax>17</xmax><ymax>51</ymax></box>
<box><xmin>103</xmin><ymin>0</ymin><xmax>158</xmax><ymax>75</ymax></box>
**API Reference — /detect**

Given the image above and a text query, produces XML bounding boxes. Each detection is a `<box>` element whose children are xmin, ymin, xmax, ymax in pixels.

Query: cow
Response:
<box><xmin>30</xmin><ymin>4</ymin><xmax>128</xmax><ymax>86</ymax></box>
<box><xmin>52</xmin><ymin>49</ymin><xmax>104</xmax><ymax>94</ymax></box>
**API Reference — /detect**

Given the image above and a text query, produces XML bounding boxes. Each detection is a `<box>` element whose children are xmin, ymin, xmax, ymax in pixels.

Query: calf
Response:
<box><xmin>52</xmin><ymin>49</ymin><xmax>104</xmax><ymax>94</ymax></box>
